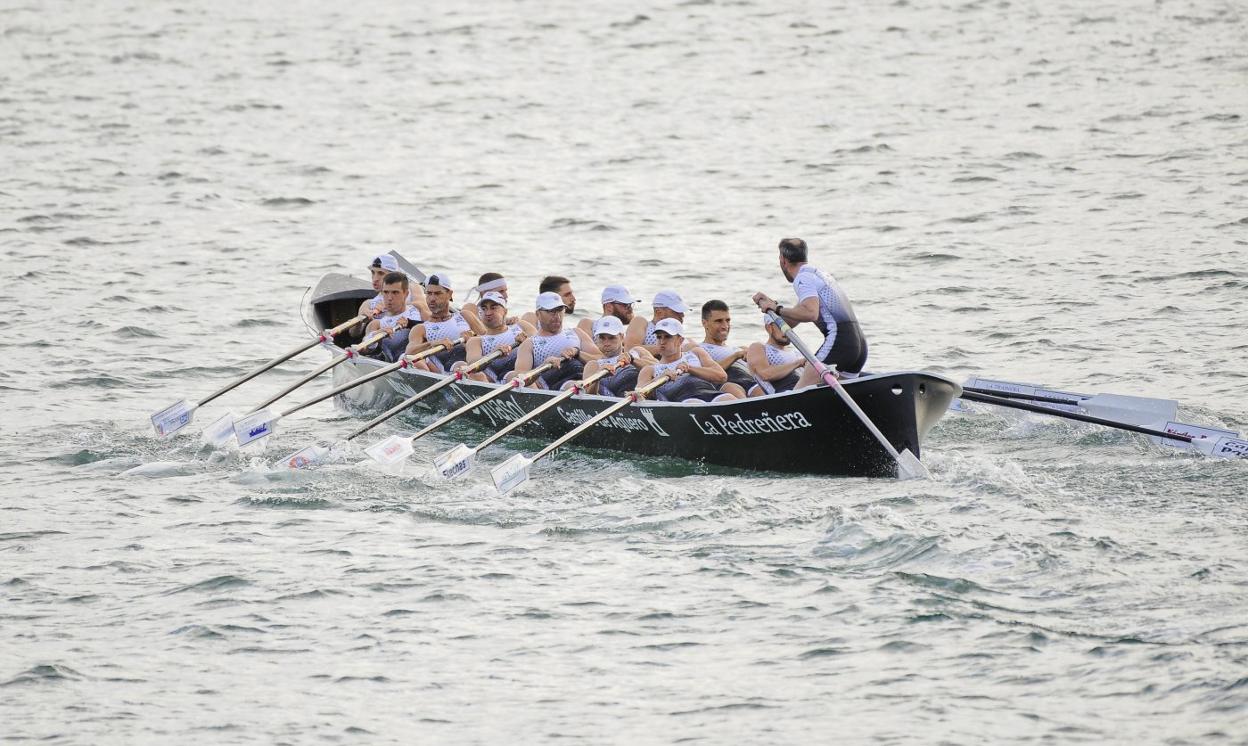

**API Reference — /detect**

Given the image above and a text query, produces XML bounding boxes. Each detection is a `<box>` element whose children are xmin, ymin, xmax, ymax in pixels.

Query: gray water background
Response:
<box><xmin>1</xmin><ymin>0</ymin><xmax>1246</xmax><ymax>742</ymax></box>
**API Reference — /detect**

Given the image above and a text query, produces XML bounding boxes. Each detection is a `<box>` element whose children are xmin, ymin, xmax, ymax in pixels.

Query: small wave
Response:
<box><xmin>167</xmin><ymin>575</ymin><xmax>251</xmax><ymax>594</ymax></box>
<box><xmin>261</xmin><ymin>197</ymin><xmax>314</xmax><ymax>208</ymax></box>
<box><xmin>0</xmin><ymin>664</ymin><xmax>84</xmax><ymax>688</ymax></box>
<box><xmin>115</xmin><ymin>325</ymin><xmax>160</xmax><ymax>338</ymax></box>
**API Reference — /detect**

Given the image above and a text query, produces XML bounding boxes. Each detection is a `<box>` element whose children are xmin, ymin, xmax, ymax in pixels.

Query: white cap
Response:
<box><xmin>601</xmin><ymin>285</ymin><xmax>638</xmax><ymax>305</ymax></box>
<box><xmin>652</xmin><ymin>290</ymin><xmax>687</xmax><ymax>315</ymax></box>
<box><xmin>426</xmin><ymin>272</ymin><xmax>453</xmax><ymax>291</ymax></box>
<box><xmin>592</xmin><ymin>316</ymin><xmax>625</xmax><ymax>337</ymax></box>
<box><xmin>370</xmin><ymin>254</ymin><xmax>399</xmax><ymax>273</ymax></box>
<box><xmin>478</xmin><ymin>291</ymin><xmax>507</xmax><ymax>308</ymax></box>
<box><xmin>653</xmin><ymin>318</ymin><xmax>684</xmax><ymax>337</ymax></box>
<box><xmin>535</xmin><ymin>291</ymin><xmax>568</xmax><ymax>311</ymax></box>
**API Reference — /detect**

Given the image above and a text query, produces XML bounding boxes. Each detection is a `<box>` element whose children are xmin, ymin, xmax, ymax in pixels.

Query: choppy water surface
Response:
<box><xmin>2</xmin><ymin>0</ymin><xmax>1246</xmax><ymax>742</ymax></box>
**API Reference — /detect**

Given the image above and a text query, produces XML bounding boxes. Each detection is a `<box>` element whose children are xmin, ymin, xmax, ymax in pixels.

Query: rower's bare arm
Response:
<box><xmin>623</xmin><ymin>317</ymin><xmax>648</xmax><ymax>350</ymax></box>
<box><xmin>637</xmin><ymin>364</ymin><xmax>656</xmax><ymax>391</ymax></box>
<box><xmin>409</xmin><ymin>285</ymin><xmax>431</xmax><ymax>318</ymax></box>
<box><xmin>582</xmin><ymin>361</ymin><xmax>603</xmax><ymax>394</ymax></box>
<box><xmin>462</xmin><ymin>311</ymin><xmax>488</xmax><ymax>336</ymax></box>
<box><xmin>689</xmin><ymin>348</ymin><xmax>728</xmax><ymax>384</ymax></box>
<box><xmin>404</xmin><ymin>325</ymin><xmax>429</xmax><ymax>355</ymax></box>
<box><xmin>513</xmin><ymin>339</ymin><xmax>535</xmax><ymax>373</ymax></box>
<box><xmin>518</xmin><ymin>319</ymin><xmax>537</xmax><ymax>338</ymax></box>
<box><xmin>746</xmin><ymin>342</ymin><xmax>796</xmax><ymax>381</ymax></box>
<box><xmin>714</xmin><ymin>347</ymin><xmax>746</xmax><ymax>371</ymax></box>
<box><xmin>573</xmin><ymin>328</ymin><xmax>602</xmax><ymax>359</ymax></box>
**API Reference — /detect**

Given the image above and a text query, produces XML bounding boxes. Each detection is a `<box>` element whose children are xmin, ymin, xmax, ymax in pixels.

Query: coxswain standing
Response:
<box><xmin>457</xmin><ymin>291</ymin><xmax>536</xmax><ymax>382</ymax></box>
<box><xmin>510</xmin><ymin>292</ymin><xmax>600</xmax><ymax>390</ymax></box>
<box><xmin>361</xmin><ymin>272</ymin><xmax>424</xmax><ymax>362</ymax></box>
<box><xmin>624</xmin><ymin>290</ymin><xmax>687</xmax><ymax>356</ymax></box>
<box><xmin>404</xmin><ymin>273</ymin><xmax>484</xmax><ymax>372</ymax></box>
<box><xmin>696</xmin><ymin>299</ymin><xmax>751</xmax><ymax>399</ymax></box>
<box><xmin>752</xmin><ymin>237</ymin><xmax>868</xmax><ymax>385</ymax></box>
<box><xmin>636</xmin><ymin>319</ymin><xmax>731</xmax><ymax>403</ymax></box>
<box><xmin>745</xmin><ymin>315</ymin><xmax>805</xmax><ymax>397</ymax></box>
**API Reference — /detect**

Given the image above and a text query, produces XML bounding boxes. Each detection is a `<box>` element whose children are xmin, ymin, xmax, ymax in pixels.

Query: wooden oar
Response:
<box><xmin>490</xmin><ymin>375</ymin><xmax>670</xmax><ymax>495</ymax></box>
<box><xmin>758</xmin><ymin>307</ymin><xmax>928</xmax><ymax>480</ymax></box>
<box><xmin>365</xmin><ymin>362</ymin><xmax>556</xmax><ymax>465</ymax></box>
<box><xmin>150</xmin><ymin>314</ymin><xmax>365</xmax><ymax>438</ymax></box>
<box><xmin>433</xmin><ymin>370</ymin><xmax>610</xmax><ymax>480</ymax></box>
<box><xmin>199</xmin><ymin>330</ymin><xmax>391</xmax><ymax>446</ymax></box>
<box><xmin>959</xmin><ymin>390</ymin><xmax>1247</xmax><ymax>458</ymax></box>
<box><xmin>233</xmin><ymin>338</ymin><xmax>461</xmax><ymax>446</ymax></box>
<box><xmin>277</xmin><ymin>348</ymin><xmax>511</xmax><ymax>469</ymax></box>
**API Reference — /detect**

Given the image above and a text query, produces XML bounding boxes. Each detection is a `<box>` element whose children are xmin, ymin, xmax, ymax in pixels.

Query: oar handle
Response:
<box><xmin>326</xmin><ymin>314</ymin><xmax>368</xmax><ymax>338</ymax></box>
<box><xmin>959</xmin><ymin>390</ymin><xmax>1192</xmax><ymax>442</ymax></box>
<box><xmin>531</xmin><ymin>375</ymin><xmax>670</xmax><ymax>463</ymax></box>
<box><xmin>473</xmin><ymin>370</ymin><xmax>610</xmax><ymax>453</ymax></box>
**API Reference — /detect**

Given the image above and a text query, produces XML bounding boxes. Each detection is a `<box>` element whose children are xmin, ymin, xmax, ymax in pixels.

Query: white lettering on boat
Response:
<box><xmin>688</xmin><ymin>411</ymin><xmax>812</xmax><ymax>436</ymax></box>
<box><xmin>555</xmin><ymin>407</ymin><xmax>653</xmax><ymax>433</ymax></box>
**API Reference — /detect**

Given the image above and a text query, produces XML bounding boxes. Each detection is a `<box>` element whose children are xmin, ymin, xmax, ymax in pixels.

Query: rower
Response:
<box><xmin>520</xmin><ymin>275</ymin><xmax>578</xmax><ymax>327</ymax></box>
<box><xmin>460</xmin><ymin>272</ymin><xmax>511</xmax><ymax>325</ymax></box>
<box><xmin>352</xmin><ymin>254</ymin><xmax>429</xmax><ymax>338</ymax></box>
<box><xmin>752</xmin><ymin>237</ymin><xmax>868</xmax><ymax>386</ymax></box>
<box><xmin>624</xmin><ymin>290</ymin><xmax>687</xmax><ymax>356</ymax></box>
<box><xmin>361</xmin><ymin>271</ymin><xmax>424</xmax><ymax>362</ymax></box>
<box><xmin>577</xmin><ymin>284</ymin><xmax>644</xmax><ymax>339</ymax></box>
<box><xmin>510</xmin><ymin>291</ymin><xmax>600</xmax><ymax>390</ymax></box>
<box><xmin>404</xmin><ymin>273</ymin><xmax>483</xmax><ymax>372</ymax></box>
<box><xmin>745</xmin><ymin>315</ymin><xmax>806</xmax><ymax>397</ymax></box>
<box><xmin>581</xmin><ymin>316</ymin><xmax>641</xmax><ymax>397</ymax></box>
<box><xmin>697</xmin><ymin>299</ymin><xmax>752</xmax><ymax>399</ymax></box>
<box><xmin>636</xmin><ymin>319</ymin><xmax>732</xmax><ymax>403</ymax></box>
<box><xmin>457</xmin><ymin>291</ymin><xmax>536</xmax><ymax>382</ymax></box>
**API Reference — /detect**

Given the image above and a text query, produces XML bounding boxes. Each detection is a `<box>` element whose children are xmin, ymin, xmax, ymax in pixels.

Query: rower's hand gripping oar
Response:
<box><xmin>757</xmin><ymin>305</ymin><xmax>929</xmax><ymax>480</ymax></box>
<box><xmin>434</xmin><ymin>370</ymin><xmax>610</xmax><ymax>480</ymax></box>
<box><xmin>150</xmin><ymin>314</ymin><xmax>366</xmax><ymax>438</ymax></box>
<box><xmin>199</xmin><ymin>330</ymin><xmax>391</xmax><ymax>446</ymax></box>
<box><xmin>365</xmin><ymin>361</ymin><xmax>556</xmax><ymax>466</ymax></box>
<box><xmin>959</xmin><ymin>390</ymin><xmax>1248</xmax><ymax>459</ymax></box>
<box><xmin>490</xmin><ymin>374</ymin><xmax>670</xmax><ymax>496</ymax></box>
<box><xmin>279</xmin><ymin>344</ymin><xmax>516</xmax><ymax>469</ymax></box>
<box><xmin>234</xmin><ymin>337</ymin><xmax>462</xmax><ymax>447</ymax></box>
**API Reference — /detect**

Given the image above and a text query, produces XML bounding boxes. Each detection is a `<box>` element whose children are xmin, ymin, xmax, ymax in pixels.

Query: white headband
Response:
<box><xmin>474</xmin><ymin>278</ymin><xmax>507</xmax><ymax>294</ymax></box>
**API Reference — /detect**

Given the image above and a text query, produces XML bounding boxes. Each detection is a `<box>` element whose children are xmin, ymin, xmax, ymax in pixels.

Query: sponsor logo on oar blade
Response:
<box><xmin>281</xmin><ymin>444</ymin><xmax>329</xmax><ymax>470</ymax></box>
<box><xmin>152</xmin><ymin>400</ymin><xmax>194</xmax><ymax>437</ymax></box>
<box><xmin>434</xmin><ymin>444</ymin><xmax>474</xmax><ymax>480</ymax></box>
<box><xmin>1158</xmin><ymin>421</ymin><xmax>1239</xmax><ymax>450</ymax></box>
<box><xmin>365</xmin><ymin>436</ymin><xmax>413</xmax><ymax>465</ymax></box>
<box><xmin>234</xmin><ymin>409</ymin><xmax>275</xmax><ymax>446</ymax></box>
<box><xmin>1212</xmin><ymin>436</ymin><xmax>1248</xmax><ymax>459</ymax></box>
<box><xmin>492</xmin><ymin>454</ymin><xmax>530</xmax><ymax>495</ymax></box>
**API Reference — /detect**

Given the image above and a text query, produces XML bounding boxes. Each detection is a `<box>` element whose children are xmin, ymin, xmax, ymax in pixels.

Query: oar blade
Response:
<box><xmin>151</xmin><ymin>400</ymin><xmax>195</xmax><ymax>437</ymax></box>
<box><xmin>434</xmin><ymin>444</ymin><xmax>475</xmax><ymax>480</ymax></box>
<box><xmin>491</xmin><ymin>454</ymin><xmax>532</xmax><ymax>495</ymax></box>
<box><xmin>234</xmin><ymin>408</ymin><xmax>277</xmax><ymax>446</ymax></box>
<box><xmin>895</xmin><ymin>448</ymin><xmax>930</xmax><ymax>481</ymax></box>
<box><xmin>278</xmin><ymin>443</ymin><xmax>333</xmax><ymax>470</ymax></box>
<box><xmin>201</xmin><ymin>412</ymin><xmax>237</xmax><ymax>446</ymax></box>
<box><xmin>1193</xmin><ymin>436</ymin><xmax>1248</xmax><ymax>460</ymax></box>
<box><xmin>365</xmin><ymin>435</ymin><xmax>414</xmax><ymax>466</ymax></box>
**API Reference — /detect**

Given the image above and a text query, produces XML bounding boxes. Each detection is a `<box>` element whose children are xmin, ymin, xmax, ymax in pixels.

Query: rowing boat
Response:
<box><xmin>300</xmin><ymin>273</ymin><xmax>961</xmax><ymax>478</ymax></box>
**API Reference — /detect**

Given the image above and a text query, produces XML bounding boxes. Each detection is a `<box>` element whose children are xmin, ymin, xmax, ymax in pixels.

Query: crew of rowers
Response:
<box><xmin>347</xmin><ymin>238</ymin><xmax>868</xmax><ymax>403</ymax></box>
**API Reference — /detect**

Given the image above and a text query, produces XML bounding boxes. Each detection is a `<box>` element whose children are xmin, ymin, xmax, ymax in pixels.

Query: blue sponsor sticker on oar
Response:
<box><xmin>234</xmin><ymin>409</ymin><xmax>276</xmax><ymax>446</ymax></box>
<box><xmin>151</xmin><ymin>399</ymin><xmax>195</xmax><ymax>437</ymax></box>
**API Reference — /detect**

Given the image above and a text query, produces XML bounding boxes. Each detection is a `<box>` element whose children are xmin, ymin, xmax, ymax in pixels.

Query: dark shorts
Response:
<box><xmin>818</xmin><ymin>321</ymin><xmax>868</xmax><ymax>375</ymax></box>
<box><xmin>599</xmin><ymin>366</ymin><xmax>639</xmax><ymax>398</ymax></box>
<box><xmin>431</xmin><ymin>345</ymin><xmax>467</xmax><ymax>372</ymax></box>
<box><xmin>484</xmin><ymin>349</ymin><xmax>520</xmax><ymax>382</ymax></box>
<box><xmin>379</xmin><ymin>329</ymin><xmax>411</xmax><ymax>363</ymax></box>
<box><xmin>725</xmin><ymin>364</ymin><xmax>755</xmax><ymax>391</ymax></box>
<box><xmin>540</xmin><ymin>358</ymin><xmax>585</xmax><ymax>390</ymax></box>
<box><xmin>657</xmin><ymin>375</ymin><xmax>722</xmax><ymax>403</ymax></box>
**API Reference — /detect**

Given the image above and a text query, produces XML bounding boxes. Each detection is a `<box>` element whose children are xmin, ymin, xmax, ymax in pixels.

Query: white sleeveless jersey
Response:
<box><xmin>699</xmin><ymin>342</ymin><xmax>736</xmax><ymax>362</ymax></box>
<box><xmin>792</xmin><ymin>265</ymin><xmax>859</xmax><ymax>344</ymax></box>
<box><xmin>752</xmin><ymin>343</ymin><xmax>802</xmax><ymax>395</ymax></box>
<box><xmin>480</xmin><ymin>323</ymin><xmax>523</xmax><ymax>355</ymax></box>
<box><xmin>650</xmin><ymin>351</ymin><xmax>701</xmax><ymax>380</ymax></box>
<box><xmin>377</xmin><ymin>306</ymin><xmax>422</xmax><ymax>330</ymax></box>
<box><xmin>642</xmin><ymin>321</ymin><xmax>658</xmax><ymax>346</ymax></box>
<box><xmin>422</xmin><ymin>312</ymin><xmax>470</xmax><ymax>343</ymax></box>
<box><xmin>529</xmin><ymin>329</ymin><xmax>580</xmax><ymax>365</ymax></box>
